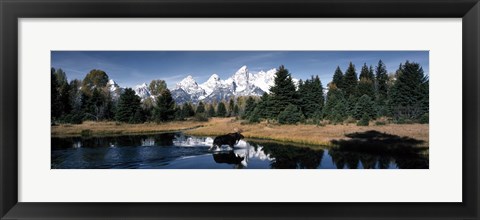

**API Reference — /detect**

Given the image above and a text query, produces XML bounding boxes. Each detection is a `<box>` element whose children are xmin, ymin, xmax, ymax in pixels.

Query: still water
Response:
<box><xmin>51</xmin><ymin>132</ymin><xmax>428</xmax><ymax>169</ymax></box>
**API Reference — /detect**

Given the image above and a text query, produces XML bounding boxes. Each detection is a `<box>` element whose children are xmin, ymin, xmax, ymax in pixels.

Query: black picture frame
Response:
<box><xmin>1</xmin><ymin>0</ymin><xmax>479</xmax><ymax>219</ymax></box>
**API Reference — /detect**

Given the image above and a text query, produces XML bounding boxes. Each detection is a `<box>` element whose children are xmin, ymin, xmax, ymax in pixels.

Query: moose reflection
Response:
<box><xmin>212</xmin><ymin>151</ymin><xmax>246</xmax><ymax>169</ymax></box>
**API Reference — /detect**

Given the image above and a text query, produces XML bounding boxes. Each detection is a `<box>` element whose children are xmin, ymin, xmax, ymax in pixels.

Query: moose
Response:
<box><xmin>210</xmin><ymin>129</ymin><xmax>244</xmax><ymax>150</ymax></box>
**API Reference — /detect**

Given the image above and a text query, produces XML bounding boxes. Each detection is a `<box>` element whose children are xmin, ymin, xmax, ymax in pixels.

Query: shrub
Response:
<box><xmin>344</xmin><ymin>116</ymin><xmax>356</xmax><ymax>124</ymax></box>
<box><xmin>374</xmin><ymin>117</ymin><xmax>388</xmax><ymax>126</ymax></box>
<box><xmin>278</xmin><ymin>104</ymin><xmax>305</xmax><ymax>124</ymax></box>
<box><xmin>248</xmin><ymin>113</ymin><xmax>260</xmax><ymax>123</ymax></box>
<box><xmin>193</xmin><ymin>113</ymin><xmax>209</xmax><ymax>122</ymax></box>
<box><xmin>317</xmin><ymin>120</ymin><xmax>328</xmax><ymax>127</ymax></box>
<box><xmin>81</xmin><ymin>129</ymin><xmax>92</xmax><ymax>137</ymax></box>
<box><xmin>356</xmin><ymin>113</ymin><xmax>370</xmax><ymax>126</ymax></box>
<box><xmin>419</xmin><ymin>113</ymin><xmax>429</xmax><ymax>124</ymax></box>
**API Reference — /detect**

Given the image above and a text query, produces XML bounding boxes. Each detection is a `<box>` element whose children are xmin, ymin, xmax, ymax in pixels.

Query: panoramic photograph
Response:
<box><xmin>51</xmin><ymin>51</ymin><xmax>429</xmax><ymax>169</ymax></box>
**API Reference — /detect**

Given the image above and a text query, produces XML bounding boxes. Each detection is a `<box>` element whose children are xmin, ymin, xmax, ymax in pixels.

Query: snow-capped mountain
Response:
<box><xmin>111</xmin><ymin>65</ymin><xmax>297</xmax><ymax>104</ymax></box>
<box><xmin>134</xmin><ymin>83</ymin><xmax>151</xmax><ymax>100</ymax></box>
<box><xmin>199</xmin><ymin>74</ymin><xmax>221</xmax><ymax>96</ymax></box>
<box><xmin>170</xmin><ymin>65</ymin><xmax>297</xmax><ymax>104</ymax></box>
<box><xmin>106</xmin><ymin>79</ymin><xmax>123</xmax><ymax>100</ymax></box>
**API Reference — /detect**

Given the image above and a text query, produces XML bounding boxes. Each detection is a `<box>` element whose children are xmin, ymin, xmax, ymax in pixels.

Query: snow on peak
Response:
<box><xmin>235</xmin><ymin>65</ymin><xmax>248</xmax><ymax>75</ymax></box>
<box><xmin>232</xmin><ymin>65</ymin><xmax>250</xmax><ymax>93</ymax></box>
<box><xmin>200</xmin><ymin>73</ymin><xmax>222</xmax><ymax>96</ymax></box>
<box><xmin>134</xmin><ymin>82</ymin><xmax>151</xmax><ymax>99</ymax></box>
<box><xmin>136</xmin><ymin>82</ymin><xmax>148</xmax><ymax>88</ymax></box>
<box><xmin>250</xmin><ymin>68</ymin><xmax>277</xmax><ymax>93</ymax></box>
<box><xmin>208</xmin><ymin>74</ymin><xmax>220</xmax><ymax>81</ymax></box>
<box><xmin>106</xmin><ymin>79</ymin><xmax>123</xmax><ymax>100</ymax></box>
<box><xmin>177</xmin><ymin>75</ymin><xmax>198</xmax><ymax>88</ymax></box>
<box><xmin>107</xmin><ymin>79</ymin><xmax>117</xmax><ymax>85</ymax></box>
<box><xmin>176</xmin><ymin>75</ymin><xmax>205</xmax><ymax>98</ymax></box>
<box><xmin>107</xmin><ymin>79</ymin><xmax>119</xmax><ymax>92</ymax></box>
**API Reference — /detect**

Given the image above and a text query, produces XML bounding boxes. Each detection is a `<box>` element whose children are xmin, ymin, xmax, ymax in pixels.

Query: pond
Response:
<box><xmin>51</xmin><ymin>132</ymin><xmax>429</xmax><ymax>169</ymax></box>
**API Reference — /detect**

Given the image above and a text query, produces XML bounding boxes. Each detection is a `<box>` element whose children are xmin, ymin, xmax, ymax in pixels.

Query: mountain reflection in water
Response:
<box><xmin>51</xmin><ymin>132</ymin><xmax>428</xmax><ymax>169</ymax></box>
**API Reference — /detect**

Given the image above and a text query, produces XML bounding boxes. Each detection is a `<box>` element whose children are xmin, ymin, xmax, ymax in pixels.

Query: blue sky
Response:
<box><xmin>51</xmin><ymin>51</ymin><xmax>429</xmax><ymax>89</ymax></box>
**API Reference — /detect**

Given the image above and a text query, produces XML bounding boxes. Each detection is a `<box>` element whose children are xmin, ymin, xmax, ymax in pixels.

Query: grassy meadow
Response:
<box><xmin>51</xmin><ymin>117</ymin><xmax>429</xmax><ymax>148</ymax></box>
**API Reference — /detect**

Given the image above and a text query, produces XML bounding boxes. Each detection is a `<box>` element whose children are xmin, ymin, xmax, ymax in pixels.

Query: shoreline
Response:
<box><xmin>51</xmin><ymin>118</ymin><xmax>429</xmax><ymax>148</ymax></box>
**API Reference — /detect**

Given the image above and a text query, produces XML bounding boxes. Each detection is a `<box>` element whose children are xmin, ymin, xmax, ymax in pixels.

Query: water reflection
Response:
<box><xmin>329</xmin><ymin>130</ymin><xmax>429</xmax><ymax>169</ymax></box>
<box><xmin>213</xmin><ymin>152</ymin><xmax>246</xmax><ymax>169</ymax></box>
<box><xmin>51</xmin><ymin>131</ymin><xmax>429</xmax><ymax>169</ymax></box>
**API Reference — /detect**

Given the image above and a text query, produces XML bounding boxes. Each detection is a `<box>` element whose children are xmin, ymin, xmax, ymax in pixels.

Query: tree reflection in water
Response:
<box><xmin>248</xmin><ymin>142</ymin><xmax>324</xmax><ymax>169</ymax></box>
<box><xmin>329</xmin><ymin>130</ymin><xmax>429</xmax><ymax>169</ymax></box>
<box><xmin>52</xmin><ymin>131</ymin><xmax>428</xmax><ymax>169</ymax></box>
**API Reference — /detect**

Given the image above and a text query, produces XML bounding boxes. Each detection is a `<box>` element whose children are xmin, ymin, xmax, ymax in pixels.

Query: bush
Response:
<box><xmin>356</xmin><ymin>113</ymin><xmax>370</xmax><ymax>126</ymax></box>
<box><xmin>278</xmin><ymin>104</ymin><xmax>305</xmax><ymax>124</ymax></box>
<box><xmin>193</xmin><ymin>113</ymin><xmax>209</xmax><ymax>122</ymax></box>
<box><xmin>419</xmin><ymin>113</ymin><xmax>429</xmax><ymax>124</ymax></box>
<box><xmin>317</xmin><ymin>120</ymin><xmax>328</xmax><ymax>127</ymax></box>
<box><xmin>374</xmin><ymin>117</ymin><xmax>388</xmax><ymax>126</ymax></box>
<box><xmin>248</xmin><ymin>113</ymin><xmax>260</xmax><ymax>123</ymax></box>
<box><xmin>81</xmin><ymin>129</ymin><xmax>92</xmax><ymax>137</ymax></box>
<box><xmin>344</xmin><ymin>116</ymin><xmax>356</xmax><ymax>124</ymax></box>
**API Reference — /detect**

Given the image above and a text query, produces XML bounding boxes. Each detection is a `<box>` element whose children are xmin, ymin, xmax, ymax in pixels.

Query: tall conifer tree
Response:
<box><xmin>269</xmin><ymin>65</ymin><xmax>298</xmax><ymax>117</ymax></box>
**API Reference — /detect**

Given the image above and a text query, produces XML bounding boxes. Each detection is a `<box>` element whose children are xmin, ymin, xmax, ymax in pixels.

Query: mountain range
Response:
<box><xmin>107</xmin><ymin>65</ymin><xmax>299</xmax><ymax>104</ymax></box>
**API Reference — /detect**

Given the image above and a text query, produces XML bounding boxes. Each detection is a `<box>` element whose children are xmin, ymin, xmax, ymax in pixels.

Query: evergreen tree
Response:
<box><xmin>154</xmin><ymin>89</ymin><xmax>176</xmax><ymax>122</ymax></box>
<box><xmin>132</xmin><ymin>108</ymin><xmax>146</xmax><ymax>123</ymax></box>
<box><xmin>196</xmin><ymin>101</ymin><xmax>205</xmax><ymax>114</ymax></box>
<box><xmin>174</xmin><ymin>105</ymin><xmax>186</xmax><ymax>120</ymax></box>
<box><xmin>243</xmin><ymin>96</ymin><xmax>256</xmax><ymax>119</ymax></box>
<box><xmin>65</xmin><ymin>79</ymin><xmax>84</xmax><ymax>124</ymax></box>
<box><xmin>331</xmin><ymin>101</ymin><xmax>348</xmax><ymax>123</ymax></box>
<box><xmin>278</xmin><ymin>104</ymin><xmax>305</xmax><ymax>124</ymax></box>
<box><xmin>353</xmin><ymin>94</ymin><xmax>376</xmax><ymax>120</ymax></box>
<box><xmin>207</xmin><ymin>104</ymin><xmax>216</xmax><ymax>117</ymax></box>
<box><xmin>357</xmin><ymin>77</ymin><xmax>375</xmax><ymax>98</ymax></box>
<box><xmin>53</xmin><ymin>68</ymin><xmax>73</xmax><ymax>118</ymax></box>
<box><xmin>216</xmin><ymin>102</ymin><xmax>227</xmax><ymax>117</ymax></box>
<box><xmin>228</xmin><ymin>98</ymin><xmax>235</xmax><ymax>116</ymax></box>
<box><xmin>257</xmin><ymin>93</ymin><xmax>272</xmax><ymax>119</ymax></box>
<box><xmin>298</xmin><ymin>75</ymin><xmax>325</xmax><ymax>118</ymax></box>
<box><xmin>375</xmin><ymin>60</ymin><xmax>389</xmax><ymax>99</ymax></box>
<box><xmin>51</xmin><ymin>68</ymin><xmax>61</xmax><ymax>120</ymax></box>
<box><xmin>269</xmin><ymin>65</ymin><xmax>299</xmax><ymax>117</ymax></box>
<box><xmin>69</xmin><ymin>79</ymin><xmax>83</xmax><ymax>112</ymax></box>
<box><xmin>323</xmin><ymin>84</ymin><xmax>347</xmax><ymax>123</ymax></box>
<box><xmin>359</xmin><ymin>63</ymin><xmax>371</xmax><ymax>80</ymax></box>
<box><xmin>375</xmin><ymin>60</ymin><xmax>389</xmax><ymax>116</ymax></box>
<box><xmin>84</xmin><ymin>88</ymin><xmax>105</xmax><ymax>121</ymax></box>
<box><xmin>332</xmin><ymin>66</ymin><xmax>344</xmax><ymax>89</ymax></box>
<box><xmin>182</xmin><ymin>103</ymin><xmax>195</xmax><ymax>117</ymax></box>
<box><xmin>356</xmin><ymin>113</ymin><xmax>370</xmax><ymax>126</ymax></box>
<box><xmin>368</xmin><ymin>65</ymin><xmax>375</xmax><ymax>81</ymax></box>
<box><xmin>234</xmin><ymin>104</ymin><xmax>239</xmax><ymax>116</ymax></box>
<box><xmin>343</xmin><ymin>62</ymin><xmax>358</xmax><ymax>98</ymax></box>
<box><xmin>389</xmin><ymin>61</ymin><xmax>429</xmax><ymax>121</ymax></box>
<box><xmin>115</xmin><ymin>88</ymin><xmax>142</xmax><ymax>123</ymax></box>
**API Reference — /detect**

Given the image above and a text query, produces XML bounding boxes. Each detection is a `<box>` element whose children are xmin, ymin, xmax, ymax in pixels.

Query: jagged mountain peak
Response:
<box><xmin>134</xmin><ymin>82</ymin><xmax>151</xmax><ymax>99</ymax></box>
<box><xmin>208</xmin><ymin>73</ymin><xmax>220</xmax><ymax>81</ymax></box>
<box><xmin>235</xmin><ymin>65</ymin><xmax>248</xmax><ymax>75</ymax></box>
<box><xmin>177</xmin><ymin>75</ymin><xmax>197</xmax><ymax>87</ymax></box>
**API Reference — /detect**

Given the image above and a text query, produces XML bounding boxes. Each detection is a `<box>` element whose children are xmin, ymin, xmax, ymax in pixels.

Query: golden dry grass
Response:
<box><xmin>184</xmin><ymin>118</ymin><xmax>429</xmax><ymax>147</ymax></box>
<box><xmin>51</xmin><ymin>120</ymin><xmax>207</xmax><ymax>137</ymax></box>
<box><xmin>52</xmin><ymin>118</ymin><xmax>429</xmax><ymax>148</ymax></box>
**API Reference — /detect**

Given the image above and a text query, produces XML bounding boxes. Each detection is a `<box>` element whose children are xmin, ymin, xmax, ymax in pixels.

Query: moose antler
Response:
<box><xmin>233</xmin><ymin>127</ymin><xmax>243</xmax><ymax>133</ymax></box>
